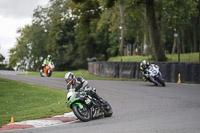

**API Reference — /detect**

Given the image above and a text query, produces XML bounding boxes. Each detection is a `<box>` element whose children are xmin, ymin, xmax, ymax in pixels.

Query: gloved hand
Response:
<box><xmin>92</xmin><ymin>87</ymin><xmax>96</xmax><ymax>92</ymax></box>
<box><xmin>143</xmin><ymin>76</ymin><xmax>147</xmax><ymax>81</ymax></box>
<box><xmin>144</xmin><ymin>73</ymin><xmax>149</xmax><ymax>78</ymax></box>
<box><xmin>84</xmin><ymin>86</ymin><xmax>96</xmax><ymax>92</ymax></box>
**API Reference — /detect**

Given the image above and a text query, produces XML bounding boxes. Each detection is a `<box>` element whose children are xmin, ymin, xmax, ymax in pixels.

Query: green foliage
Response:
<box><xmin>0</xmin><ymin>78</ymin><xmax>70</xmax><ymax>127</ymax></box>
<box><xmin>8</xmin><ymin>0</ymin><xmax>200</xmax><ymax>70</ymax></box>
<box><xmin>98</xmin><ymin>0</ymin><xmax>116</xmax><ymax>8</ymax></box>
<box><xmin>158</xmin><ymin>0</ymin><xmax>200</xmax><ymax>52</ymax></box>
<box><xmin>0</xmin><ymin>53</ymin><xmax>13</xmax><ymax>70</ymax></box>
<box><xmin>9</xmin><ymin>24</ymin><xmax>47</xmax><ymax>71</ymax></box>
<box><xmin>0</xmin><ymin>53</ymin><xmax>8</xmax><ymax>70</ymax></box>
<box><xmin>0</xmin><ymin>53</ymin><xmax>5</xmax><ymax>62</ymax></box>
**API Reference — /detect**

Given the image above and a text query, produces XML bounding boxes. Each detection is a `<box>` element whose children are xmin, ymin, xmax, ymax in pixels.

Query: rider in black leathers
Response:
<box><xmin>64</xmin><ymin>72</ymin><xmax>102</xmax><ymax>102</ymax></box>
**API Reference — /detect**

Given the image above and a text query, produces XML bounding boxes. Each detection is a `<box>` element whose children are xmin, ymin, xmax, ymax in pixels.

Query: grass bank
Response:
<box><xmin>26</xmin><ymin>70</ymin><xmax>140</xmax><ymax>81</ymax></box>
<box><xmin>108</xmin><ymin>52</ymin><xmax>200</xmax><ymax>63</ymax></box>
<box><xmin>0</xmin><ymin>78</ymin><xmax>71</xmax><ymax>128</ymax></box>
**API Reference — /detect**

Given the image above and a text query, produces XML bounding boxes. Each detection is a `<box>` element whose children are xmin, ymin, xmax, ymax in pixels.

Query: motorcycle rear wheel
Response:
<box><xmin>72</xmin><ymin>104</ymin><xmax>91</xmax><ymax>122</ymax></box>
<box><xmin>156</xmin><ymin>77</ymin><xmax>165</xmax><ymax>87</ymax></box>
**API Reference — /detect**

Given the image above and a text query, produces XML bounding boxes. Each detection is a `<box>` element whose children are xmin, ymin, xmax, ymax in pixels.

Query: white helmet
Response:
<box><xmin>64</xmin><ymin>72</ymin><xmax>75</xmax><ymax>85</ymax></box>
<box><xmin>47</xmin><ymin>55</ymin><xmax>52</xmax><ymax>60</ymax></box>
<box><xmin>140</xmin><ymin>60</ymin><xmax>149</xmax><ymax>70</ymax></box>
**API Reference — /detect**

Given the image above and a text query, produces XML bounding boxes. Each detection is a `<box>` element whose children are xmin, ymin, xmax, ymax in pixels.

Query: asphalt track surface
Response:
<box><xmin>1</xmin><ymin>70</ymin><xmax>200</xmax><ymax>133</ymax></box>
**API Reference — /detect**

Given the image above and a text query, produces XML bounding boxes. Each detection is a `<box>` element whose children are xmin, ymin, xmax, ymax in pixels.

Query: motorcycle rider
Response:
<box><xmin>64</xmin><ymin>72</ymin><xmax>102</xmax><ymax>103</ymax></box>
<box><xmin>140</xmin><ymin>60</ymin><xmax>150</xmax><ymax>81</ymax></box>
<box><xmin>41</xmin><ymin>55</ymin><xmax>53</xmax><ymax>72</ymax></box>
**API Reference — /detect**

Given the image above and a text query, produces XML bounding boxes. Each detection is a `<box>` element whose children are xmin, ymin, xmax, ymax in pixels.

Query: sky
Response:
<box><xmin>0</xmin><ymin>0</ymin><xmax>49</xmax><ymax>61</ymax></box>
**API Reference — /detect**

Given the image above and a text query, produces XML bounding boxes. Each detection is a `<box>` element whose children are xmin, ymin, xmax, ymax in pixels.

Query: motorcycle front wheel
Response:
<box><xmin>40</xmin><ymin>70</ymin><xmax>44</xmax><ymax>77</ymax></box>
<box><xmin>72</xmin><ymin>104</ymin><xmax>91</xmax><ymax>122</ymax></box>
<box><xmin>47</xmin><ymin>69</ymin><xmax>52</xmax><ymax>77</ymax></box>
<box><xmin>102</xmin><ymin>100</ymin><xmax>113</xmax><ymax>117</ymax></box>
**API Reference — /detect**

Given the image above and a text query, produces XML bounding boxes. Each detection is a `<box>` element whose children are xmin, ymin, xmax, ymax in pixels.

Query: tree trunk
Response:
<box><xmin>172</xmin><ymin>37</ymin><xmax>177</xmax><ymax>54</ymax></box>
<box><xmin>143</xmin><ymin>31</ymin><xmax>147</xmax><ymax>55</ymax></box>
<box><xmin>188</xmin><ymin>28</ymin><xmax>194</xmax><ymax>52</ymax></box>
<box><xmin>118</xmin><ymin>0</ymin><xmax>125</xmax><ymax>56</ymax></box>
<box><xmin>193</xmin><ymin>21</ymin><xmax>197</xmax><ymax>52</ymax></box>
<box><xmin>181</xmin><ymin>29</ymin><xmax>185</xmax><ymax>53</ymax></box>
<box><xmin>146</xmin><ymin>0</ymin><xmax>166</xmax><ymax>61</ymax></box>
<box><xmin>143</xmin><ymin>8</ymin><xmax>149</xmax><ymax>55</ymax></box>
<box><xmin>177</xmin><ymin>37</ymin><xmax>180</xmax><ymax>62</ymax></box>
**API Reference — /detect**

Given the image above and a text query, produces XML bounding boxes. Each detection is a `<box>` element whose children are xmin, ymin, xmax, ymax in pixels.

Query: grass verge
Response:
<box><xmin>108</xmin><ymin>52</ymin><xmax>200</xmax><ymax>63</ymax></box>
<box><xmin>26</xmin><ymin>70</ymin><xmax>141</xmax><ymax>81</ymax></box>
<box><xmin>0</xmin><ymin>78</ymin><xmax>71</xmax><ymax>128</ymax></box>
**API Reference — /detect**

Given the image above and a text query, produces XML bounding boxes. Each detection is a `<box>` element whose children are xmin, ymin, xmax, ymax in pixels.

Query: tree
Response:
<box><xmin>9</xmin><ymin>23</ymin><xmax>48</xmax><ymax>70</ymax></box>
<box><xmin>0</xmin><ymin>52</ymin><xmax>8</xmax><ymax>70</ymax></box>
<box><xmin>160</xmin><ymin>0</ymin><xmax>200</xmax><ymax>53</ymax></box>
<box><xmin>146</xmin><ymin>0</ymin><xmax>166</xmax><ymax>61</ymax></box>
<box><xmin>118</xmin><ymin>0</ymin><xmax>125</xmax><ymax>56</ymax></box>
<box><xmin>0</xmin><ymin>53</ymin><xmax>5</xmax><ymax>63</ymax></box>
<box><xmin>9</xmin><ymin>0</ymin><xmax>200</xmax><ymax>71</ymax></box>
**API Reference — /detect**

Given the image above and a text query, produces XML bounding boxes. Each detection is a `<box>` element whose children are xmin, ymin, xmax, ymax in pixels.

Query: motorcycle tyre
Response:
<box><xmin>102</xmin><ymin>100</ymin><xmax>113</xmax><ymax>117</ymax></box>
<box><xmin>47</xmin><ymin>70</ymin><xmax>52</xmax><ymax>77</ymax></box>
<box><xmin>40</xmin><ymin>70</ymin><xmax>44</xmax><ymax>77</ymax></box>
<box><xmin>148</xmin><ymin>78</ymin><xmax>158</xmax><ymax>86</ymax></box>
<box><xmin>72</xmin><ymin>104</ymin><xmax>91</xmax><ymax>122</ymax></box>
<box><xmin>156</xmin><ymin>77</ymin><xmax>165</xmax><ymax>87</ymax></box>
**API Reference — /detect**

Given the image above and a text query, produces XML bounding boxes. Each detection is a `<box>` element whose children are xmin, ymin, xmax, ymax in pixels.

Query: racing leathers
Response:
<box><xmin>141</xmin><ymin>69</ymin><xmax>149</xmax><ymax>81</ymax></box>
<box><xmin>67</xmin><ymin>76</ymin><xmax>101</xmax><ymax>101</ymax></box>
<box><xmin>141</xmin><ymin>64</ymin><xmax>157</xmax><ymax>82</ymax></box>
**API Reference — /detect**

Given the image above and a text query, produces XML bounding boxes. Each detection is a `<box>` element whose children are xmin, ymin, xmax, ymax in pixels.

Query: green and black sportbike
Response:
<box><xmin>66</xmin><ymin>89</ymin><xmax>113</xmax><ymax>122</ymax></box>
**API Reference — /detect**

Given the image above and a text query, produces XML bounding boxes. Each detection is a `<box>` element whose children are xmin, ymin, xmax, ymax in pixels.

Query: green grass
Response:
<box><xmin>108</xmin><ymin>55</ymin><xmax>151</xmax><ymax>62</ymax></box>
<box><xmin>26</xmin><ymin>70</ymin><xmax>140</xmax><ymax>81</ymax></box>
<box><xmin>108</xmin><ymin>52</ymin><xmax>200</xmax><ymax>63</ymax></box>
<box><xmin>0</xmin><ymin>78</ymin><xmax>71</xmax><ymax>128</ymax></box>
<box><xmin>166</xmin><ymin>53</ymin><xmax>199</xmax><ymax>62</ymax></box>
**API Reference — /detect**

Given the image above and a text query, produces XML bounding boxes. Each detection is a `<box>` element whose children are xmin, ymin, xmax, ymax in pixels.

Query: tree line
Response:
<box><xmin>8</xmin><ymin>0</ymin><xmax>200</xmax><ymax>71</ymax></box>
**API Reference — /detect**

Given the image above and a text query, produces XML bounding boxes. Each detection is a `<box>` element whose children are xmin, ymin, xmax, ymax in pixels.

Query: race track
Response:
<box><xmin>1</xmin><ymin>71</ymin><xmax>200</xmax><ymax>133</ymax></box>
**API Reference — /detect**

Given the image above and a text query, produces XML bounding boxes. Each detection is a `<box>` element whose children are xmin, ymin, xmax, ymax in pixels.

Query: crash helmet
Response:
<box><xmin>47</xmin><ymin>55</ymin><xmax>52</xmax><ymax>60</ymax></box>
<box><xmin>140</xmin><ymin>60</ymin><xmax>149</xmax><ymax>70</ymax></box>
<box><xmin>64</xmin><ymin>72</ymin><xmax>75</xmax><ymax>85</ymax></box>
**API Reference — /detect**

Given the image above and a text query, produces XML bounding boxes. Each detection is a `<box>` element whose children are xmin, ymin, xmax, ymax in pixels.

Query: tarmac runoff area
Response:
<box><xmin>0</xmin><ymin>112</ymin><xmax>77</xmax><ymax>131</ymax></box>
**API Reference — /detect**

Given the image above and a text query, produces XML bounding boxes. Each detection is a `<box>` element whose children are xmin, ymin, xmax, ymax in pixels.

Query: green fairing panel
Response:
<box><xmin>74</xmin><ymin>102</ymin><xmax>83</xmax><ymax>109</ymax></box>
<box><xmin>80</xmin><ymin>92</ymin><xmax>87</xmax><ymax>94</ymax></box>
<box><xmin>69</xmin><ymin>98</ymin><xmax>80</xmax><ymax>106</ymax></box>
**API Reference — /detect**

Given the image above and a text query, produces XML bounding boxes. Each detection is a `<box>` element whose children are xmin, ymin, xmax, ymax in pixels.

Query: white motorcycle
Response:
<box><xmin>144</xmin><ymin>64</ymin><xmax>165</xmax><ymax>87</ymax></box>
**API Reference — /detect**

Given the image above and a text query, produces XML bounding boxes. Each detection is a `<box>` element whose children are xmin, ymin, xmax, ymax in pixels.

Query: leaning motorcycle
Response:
<box><xmin>66</xmin><ymin>88</ymin><xmax>113</xmax><ymax>122</ymax></box>
<box><xmin>144</xmin><ymin>64</ymin><xmax>165</xmax><ymax>87</ymax></box>
<box><xmin>40</xmin><ymin>62</ymin><xmax>55</xmax><ymax>77</ymax></box>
